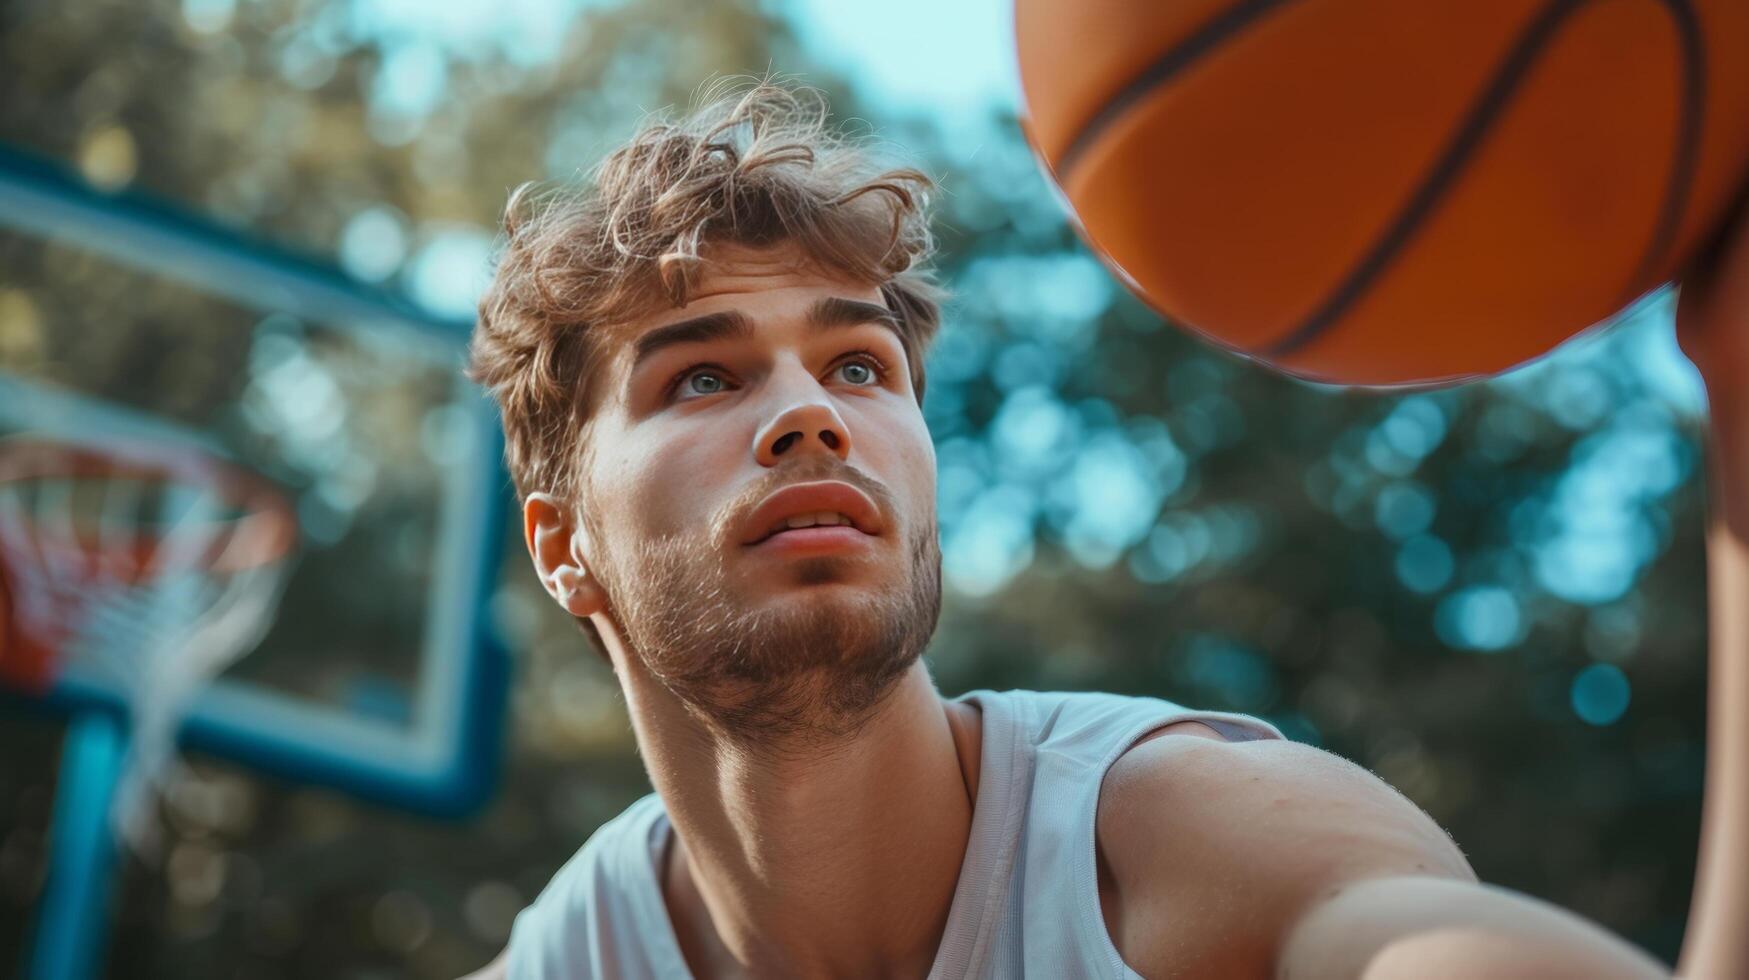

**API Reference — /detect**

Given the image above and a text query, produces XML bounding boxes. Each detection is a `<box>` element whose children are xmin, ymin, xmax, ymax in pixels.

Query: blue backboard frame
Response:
<box><xmin>0</xmin><ymin>145</ymin><xmax>512</xmax><ymax>819</ymax></box>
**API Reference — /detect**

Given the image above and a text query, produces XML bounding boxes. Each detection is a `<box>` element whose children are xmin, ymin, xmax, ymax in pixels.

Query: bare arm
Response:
<box><xmin>1675</xmin><ymin>383</ymin><xmax>1749</xmax><ymax>979</ymax></box>
<box><xmin>1672</xmin><ymin>200</ymin><xmax>1749</xmax><ymax>979</ymax></box>
<box><xmin>1099</xmin><ymin>735</ymin><xmax>1671</xmax><ymax>980</ymax></box>
<box><xmin>1278</xmin><ymin>875</ymin><xmax>1667</xmax><ymax>980</ymax></box>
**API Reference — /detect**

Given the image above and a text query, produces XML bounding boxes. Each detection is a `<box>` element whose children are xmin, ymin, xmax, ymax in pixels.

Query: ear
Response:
<box><xmin>523</xmin><ymin>492</ymin><xmax>607</xmax><ymax>618</ymax></box>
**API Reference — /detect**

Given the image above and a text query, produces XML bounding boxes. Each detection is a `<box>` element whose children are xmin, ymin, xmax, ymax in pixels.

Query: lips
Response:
<box><xmin>740</xmin><ymin>481</ymin><xmax>883</xmax><ymax>545</ymax></box>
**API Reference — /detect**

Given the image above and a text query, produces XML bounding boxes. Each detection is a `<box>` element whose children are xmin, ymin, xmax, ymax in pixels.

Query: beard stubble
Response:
<box><xmin>586</xmin><ymin>459</ymin><xmax>943</xmax><ymax>748</ymax></box>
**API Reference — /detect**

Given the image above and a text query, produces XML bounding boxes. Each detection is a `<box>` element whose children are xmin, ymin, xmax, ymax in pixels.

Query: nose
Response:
<box><xmin>753</xmin><ymin>364</ymin><xmax>852</xmax><ymax>467</ymax></box>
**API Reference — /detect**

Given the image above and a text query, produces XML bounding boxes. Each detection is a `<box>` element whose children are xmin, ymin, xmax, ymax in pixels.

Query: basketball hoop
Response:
<box><xmin>0</xmin><ymin>436</ymin><xmax>297</xmax><ymax>857</ymax></box>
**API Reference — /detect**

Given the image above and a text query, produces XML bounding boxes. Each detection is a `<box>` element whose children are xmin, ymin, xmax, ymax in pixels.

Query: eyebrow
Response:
<box><xmin>628</xmin><ymin>297</ymin><xmax>903</xmax><ymax>379</ymax></box>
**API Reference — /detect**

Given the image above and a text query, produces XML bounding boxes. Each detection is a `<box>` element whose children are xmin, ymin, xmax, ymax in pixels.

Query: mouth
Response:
<box><xmin>740</xmin><ymin>481</ymin><xmax>884</xmax><ymax>547</ymax></box>
<box><xmin>748</xmin><ymin>507</ymin><xmax>871</xmax><ymax>546</ymax></box>
<box><xmin>746</xmin><ymin>522</ymin><xmax>877</xmax><ymax>556</ymax></box>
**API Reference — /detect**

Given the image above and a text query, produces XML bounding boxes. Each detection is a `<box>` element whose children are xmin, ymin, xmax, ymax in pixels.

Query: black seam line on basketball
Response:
<box><xmin>1264</xmin><ymin>0</ymin><xmax>1705</xmax><ymax>361</ymax></box>
<box><xmin>1055</xmin><ymin>0</ymin><xmax>1302</xmax><ymax>180</ymax></box>
<box><xmin>1619</xmin><ymin>0</ymin><xmax>1702</xmax><ymax>310</ymax></box>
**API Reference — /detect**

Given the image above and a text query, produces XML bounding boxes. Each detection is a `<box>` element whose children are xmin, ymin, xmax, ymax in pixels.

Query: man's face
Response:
<box><xmin>576</xmin><ymin>242</ymin><xmax>942</xmax><ymax>740</ymax></box>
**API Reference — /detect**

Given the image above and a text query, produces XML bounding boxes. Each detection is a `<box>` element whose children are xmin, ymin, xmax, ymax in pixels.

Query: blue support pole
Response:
<box><xmin>27</xmin><ymin>712</ymin><xmax>126</xmax><ymax>980</ymax></box>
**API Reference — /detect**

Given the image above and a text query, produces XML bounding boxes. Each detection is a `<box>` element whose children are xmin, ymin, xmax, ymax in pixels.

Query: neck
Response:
<box><xmin>616</xmin><ymin>648</ymin><xmax>980</xmax><ymax>978</ymax></box>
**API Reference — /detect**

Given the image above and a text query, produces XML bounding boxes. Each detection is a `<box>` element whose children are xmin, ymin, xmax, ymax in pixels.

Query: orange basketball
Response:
<box><xmin>1015</xmin><ymin>0</ymin><xmax>1749</xmax><ymax>387</ymax></box>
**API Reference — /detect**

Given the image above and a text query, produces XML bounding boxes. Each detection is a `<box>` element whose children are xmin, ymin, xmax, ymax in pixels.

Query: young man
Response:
<box><xmin>466</xmin><ymin>83</ymin><xmax>1736</xmax><ymax>978</ymax></box>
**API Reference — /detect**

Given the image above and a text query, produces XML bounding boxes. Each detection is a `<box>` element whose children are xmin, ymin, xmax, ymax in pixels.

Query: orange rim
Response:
<box><xmin>0</xmin><ymin>436</ymin><xmax>298</xmax><ymax>577</ymax></box>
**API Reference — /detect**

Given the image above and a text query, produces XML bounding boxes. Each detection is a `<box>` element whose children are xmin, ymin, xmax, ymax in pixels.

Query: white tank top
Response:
<box><xmin>506</xmin><ymin>688</ymin><xmax>1285</xmax><ymax>978</ymax></box>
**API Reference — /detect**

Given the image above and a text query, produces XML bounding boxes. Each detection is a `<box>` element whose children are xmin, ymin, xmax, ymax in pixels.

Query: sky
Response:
<box><xmin>782</xmin><ymin>0</ymin><xmax>1021</xmax><ymax>116</ymax></box>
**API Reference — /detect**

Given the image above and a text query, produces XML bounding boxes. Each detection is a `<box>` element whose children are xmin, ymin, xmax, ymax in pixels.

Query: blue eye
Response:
<box><xmin>686</xmin><ymin>371</ymin><xmax>726</xmax><ymax>395</ymax></box>
<box><xmin>667</xmin><ymin>351</ymin><xmax>887</xmax><ymax>404</ymax></box>
<box><xmin>837</xmin><ymin>352</ymin><xmax>888</xmax><ymax>386</ymax></box>
<box><xmin>665</xmin><ymin>365</ymin><xmax>733</xmax><ymax>401</ymax></box>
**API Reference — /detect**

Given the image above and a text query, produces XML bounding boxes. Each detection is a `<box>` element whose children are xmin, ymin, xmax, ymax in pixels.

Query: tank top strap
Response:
<box><xmin>935</xmin><ymin>689</ymin><xmax>1285</xmax><ymax>978</ymax></box>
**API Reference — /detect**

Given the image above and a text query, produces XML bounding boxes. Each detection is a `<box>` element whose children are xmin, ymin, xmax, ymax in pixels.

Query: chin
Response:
<box><xmin>751</xmin><ymin>554</ymin><xmax>898</xmax><ymax>591</ymax></box>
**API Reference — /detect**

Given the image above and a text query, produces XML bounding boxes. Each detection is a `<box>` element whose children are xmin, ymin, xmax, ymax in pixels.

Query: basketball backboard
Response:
<box><xmin>0</xmin><ymin>146</ymin><xmax>511</xmax><ymax>817</ymax></box>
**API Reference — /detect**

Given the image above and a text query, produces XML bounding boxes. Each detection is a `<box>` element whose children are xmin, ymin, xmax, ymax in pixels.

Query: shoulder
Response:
<box><xmin>504</xmin><ymin>794</ymin><xmax>668</xmax><ymax>978</ymax></box>
<box><xmin>531</xmin><ymin>792</ymin><xmax>665</xmax><ymax>905</ymax></box>
<box><xmin>1096</xmin><ymin>732</ymin><xmax>1476</xmax><ymax>978</ymax></box>
<box><xmin>459</xmin><ymin>948</ymin><xmax>509</xmax><ymax>980</ymax></box>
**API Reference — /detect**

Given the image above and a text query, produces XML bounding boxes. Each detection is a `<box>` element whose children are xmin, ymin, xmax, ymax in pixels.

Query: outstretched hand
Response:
<box><xmin>1676</xmin><ymin>192</ymin><xmax>1749</xmax><ymax>394</ymax></box>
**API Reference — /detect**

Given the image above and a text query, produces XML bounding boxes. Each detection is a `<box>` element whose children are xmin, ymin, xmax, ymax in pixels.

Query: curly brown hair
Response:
<box><xmin>468</xmin><ymin>78</ymin><xmax>947</xmax><ymax>511</ymax></box>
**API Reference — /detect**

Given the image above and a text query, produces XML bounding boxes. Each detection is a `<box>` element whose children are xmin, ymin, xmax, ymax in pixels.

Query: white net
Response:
<box><xmin>0</xmin><ymin>441</ymin><xmax>294</xmax><ymax>859</ymax></box>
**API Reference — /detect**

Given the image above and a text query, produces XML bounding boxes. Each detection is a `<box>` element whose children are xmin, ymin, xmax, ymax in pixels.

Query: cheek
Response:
<box><xmin>620</xmin><ymin>423</ymin><xmax>746</xmax><ymax>532</ymax></box>
<box><xmin>905</xmin><ymin>430</ymin><xmax>938</xmax><ymax>523</ymax></box>
<box><xmin>855</xmin><ymin>403</ymin><xmax>937</xmax><ymax>519</ymax></box>
<box><xmin>897</xmin><ymin>416</ymin><xmax>935</xmax><ymax>492</ymax></box>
